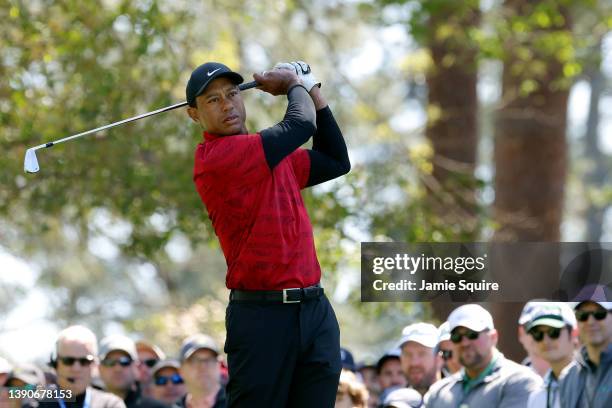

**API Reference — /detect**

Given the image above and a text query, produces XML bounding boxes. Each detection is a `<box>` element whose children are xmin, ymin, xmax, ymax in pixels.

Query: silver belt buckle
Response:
<box><xmin>283</xmin><ymin>288</ymin><xmax>301</xmax><ymax>303</ymax></box>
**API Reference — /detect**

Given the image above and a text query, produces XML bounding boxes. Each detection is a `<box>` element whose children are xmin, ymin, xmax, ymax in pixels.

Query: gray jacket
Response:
<box><xmin>425</xmin><ymin>351</ymin><xmax>542</xmax><ymax>408</ymax></box>
<box><xmin>559</xmin><ymin>344</ymin><xmax>612</xmax><ymax>408</ymax></box>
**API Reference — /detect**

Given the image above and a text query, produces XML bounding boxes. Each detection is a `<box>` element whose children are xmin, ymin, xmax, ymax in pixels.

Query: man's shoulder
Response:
<box><xmin>495</xmin><ymin>355</ymin><xmax>543</xmax><ymax>386</ymax></box>
<box><xmin>89</xmin><ymin>388</ymin><xmax>126</xmax><ymax>408</ymax></box>
<box><xmin>426</xmin><ymin>372</ymin><xmax>461</xmax><ymax>398</ymax></box>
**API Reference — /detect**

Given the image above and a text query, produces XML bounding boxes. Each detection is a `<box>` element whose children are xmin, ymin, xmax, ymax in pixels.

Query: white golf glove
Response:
<box><xmin>273</xmin><ymin>61</ymin><xmax>320</xmax><ymax>91</ymax></box>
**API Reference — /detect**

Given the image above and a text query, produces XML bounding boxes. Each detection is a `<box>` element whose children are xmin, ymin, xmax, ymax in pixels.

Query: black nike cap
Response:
<box><xmin>186</xmin><ymin>62</ymin><xmax>244</xmax><ymax>107</ymax></box>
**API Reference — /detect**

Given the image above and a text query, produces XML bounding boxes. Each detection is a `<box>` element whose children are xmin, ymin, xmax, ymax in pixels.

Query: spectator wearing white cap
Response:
<box><xmin>98</xmin><ymin>335</ymin><xmax>168</xmax><ymax>408</ymax></box>
<box><xmin>149</xmin><ymin>360</ymin><xmax>186</xmax><ymax>406</ymax></box>
<box><xmin>396</xmin><ymin>323</ymin><xmax>441</xmax><ymax>396</ymax></box>
<box><xmin>376</xmin><ymin>349</ymin><xmax>407</xmax><ymax>395</ymax></box>
<box><xmin>518</xmin><ymin>300</ymin><xmax>552</xmax><ymax>377</ymax></box>
<box><xmin>174</xmin><ymin>334</ymin><xmax>225</xmax><ymax>408</ymax></box>
<box><xmin>424</xmin><ymin>304</ymin><xmax>542</xmax><ymax>407</ymax></box>
<box><xmin>436</xmin><ymin>322</ymin><xmax>461</xmax><ymax>377</ymax></box>
<box><xmin>135</xmin><ymin>341</ymin><xmax>166</xmax><ymax>398</ymax></box>
<box><xmin>525</xmin><ymin>302</ymin><xmax>577</xmax><ymax>408</ymax></box>
<box><xmin>559</xmin><ymin>298</ymin><xmax>612</xmax><ymax>408</ymax></box>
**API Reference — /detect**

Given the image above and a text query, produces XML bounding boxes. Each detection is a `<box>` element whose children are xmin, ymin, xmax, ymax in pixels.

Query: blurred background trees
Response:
<box><xmin>1</xmin><ymin>0</ymin><xmax>611</xmax><ymax>363</ymax></box>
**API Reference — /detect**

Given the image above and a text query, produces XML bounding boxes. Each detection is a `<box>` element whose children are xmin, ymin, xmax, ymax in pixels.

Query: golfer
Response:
<box><xmin>186</xmin><ymin>60</ymin><xmax>350</xmax><ymax>408</ymax></box>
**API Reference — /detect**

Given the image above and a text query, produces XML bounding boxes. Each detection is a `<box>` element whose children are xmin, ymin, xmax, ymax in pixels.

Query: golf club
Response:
<box><xmin>24</xmin><ymin>80</ymin><xmax>259</xmax><ymax>173</ymax></box>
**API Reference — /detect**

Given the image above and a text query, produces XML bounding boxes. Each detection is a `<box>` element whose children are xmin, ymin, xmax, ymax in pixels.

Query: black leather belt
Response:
<box><xmin>229</xmin><ymin>284</ymin><xmax>324</xmax><ymax>303</ymax></box>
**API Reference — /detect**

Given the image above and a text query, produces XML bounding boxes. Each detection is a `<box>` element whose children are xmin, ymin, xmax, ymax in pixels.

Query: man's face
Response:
<box><xmin>451</xmin><ymin>327</ymin><xmax>497</xmax><ymax>372</ymax></box>
<box><xmin>377</xmin><ymin>358</ymin><xmax>407</xmax><ymax>391</ymax></box>
<box><xmin>400</xmin><ymin>341</ymin><xmax>439</xmax><ymax>392</ymax></box>
<box><xmin>438</xmin><ymin>340</ymin><xmax>462</xmax><ymax>374</ymax></box>
<box><xmin>99</xmin><ymin>350</ymin><xmax>137</xmax><ymax>394</ymax></box>
<box><xmin>179</xmin><ymin>349</ymin><xmax>219</xmax><ymax>391</ymax></box>
<box><xmin>137</xmin><ymin>348</ymin><xmax>159</xmax><ymax>385</ymax></box>
<box><xmin>576</xmin><ymin>302</ymin><xmax>612</xmax><ymax>348</ymax></box>
<box><xmin>530</xmin><ymin>325</ymin><xmax>574</xmax><ymax>364</ymax></box>
<box><xmin>151</xmin><ymin>367</ymin><xmax>186</xmax><ymax>405</ymax></box>
<box><xmin>187</xmin><ymin>77</ymin><xmax>247</xmax><ymax>136</ymax></box>
<box><xmin>56</xmin><ymin>339</ymin><xmax>96</xmax><ymax>395</ymax></box>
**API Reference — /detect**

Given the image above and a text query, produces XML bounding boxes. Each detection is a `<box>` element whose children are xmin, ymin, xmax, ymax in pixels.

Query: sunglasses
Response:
<box><xmin>450</xmin><ymin>329</ymin><xmax>482</xmax><ymax>344</ymax></box>
<box><xmin>575</xmin><ymin>309</ymin><xmax>609</xmax><ymax>322</ymax></box>
<box><xmin>154</xmin><ymin>373</ymin><xmax>184</xmax><ymax>386</ymax></box>
<box><xmin>143</xmin><ymin>359</ymin><xmax>159</xmax><ymax>368</ymax></box>
<box><xmin>101</xmin><ymin>356</ymin><xmax>133</xmax><ymax>367</ymax></box>
<box><xmin>439</xmin><ymin>349</ymin><xmax>453</xmax><ymax>360</ymax></box>
<box><xmin>59</xmin><ymin>355</ymin><xmax>95</xmax><ymax>366</ymax></box>
<box><xmin>529</xmin><ymin>327</ymin><xmax>562</xmax><ymax>342</ymax></box>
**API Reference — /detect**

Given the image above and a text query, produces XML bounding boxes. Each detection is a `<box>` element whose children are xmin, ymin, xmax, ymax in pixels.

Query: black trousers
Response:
<box><xmin>224</xmin><ymin>294</ymin><xmax>341</xmax><ymax>408</ymax></box>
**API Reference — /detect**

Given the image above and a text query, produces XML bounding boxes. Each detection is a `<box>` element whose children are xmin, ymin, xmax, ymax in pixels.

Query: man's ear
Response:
<box><xmin>187</xmin><ymin>106</ymin><xmax>200</xmax><ymax>124</ymax></box>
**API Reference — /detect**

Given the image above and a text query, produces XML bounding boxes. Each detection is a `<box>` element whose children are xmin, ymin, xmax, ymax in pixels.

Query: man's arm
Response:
<box><xmin>306</xmin><ymin>86</ymin><xmax>350</xmax><ymax>187</ymax></box>
<box><xmin>255</xmin><ymin>69</ymin><xmax>316</xmax><ymax>170</ymax></box>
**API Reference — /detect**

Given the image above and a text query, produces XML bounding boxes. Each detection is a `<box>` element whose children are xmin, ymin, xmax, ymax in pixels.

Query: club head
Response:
<box><xmin>24</xmin><ymin>148</ymin><xmax>40</xmax><ymax>173</ymax></box>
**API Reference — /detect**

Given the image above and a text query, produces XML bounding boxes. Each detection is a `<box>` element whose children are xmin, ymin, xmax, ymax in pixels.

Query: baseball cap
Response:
<box><xmin>0</xmin><ymin>356</ymin><xmax>12</xmax><ymax>374</ymax></box>
<box><xmin>572</xmin><ymin>284</ymin><xmax>612</xmax><ymax>310</ymax></box>
<box><xmin>518</xmin><ymin>300</ymin><xmax>549</xmax><ymax>326</ymax></box>
<box><xmin>179</xmin><ymin>334</ymin><xmax>220</xmax><ymax>362</ymax></box>
<box><xmin>340</xmin><ymin>347</ymin><xmax>356</xmax><ymax>372</ymax></box>
<box><xmin>438</xmin><ymin>321</ymin><xmax>451</xmax><ymax>343</ymax></box>
<box><xmin>396</xmin><ymin>322</ymin><xmax>439</xmax><ymax>349</ymax></box>
<box><xmin>6</xmin><ymin>364</ymin><xmax>45</xmax><ymax>386</ymax></box>
<box><xmin>151</xmin><ymin>359</ymin><xmax>181</xmax><ymax>376</ymax></box>
<box><xmin>186</xmin><ymin>62</ymin><xmax>244</xmax><ymax>107</ymax></box>
<box><xmin>380</xmin><ymin>386</ymin><xmax>423</xmax><ymax>408</ymax></box>
<box><xmin>136</xmin><ymin>340</ymin><xmax>166</xmax><ymax>360</ymax></box>
<box><xmin>99</xmin><ymin>334</ymin><xmax>138</xmax><ymax>361</ymax></box>
<box><xmin>448</xmin><ymin>304</ymin><xmax>494</xmax><ymax>332</ymax></box>
<box><xmin>526</xmin><ymin>302</ymin><xmax>577</xmax><ymax>331</ymax></box>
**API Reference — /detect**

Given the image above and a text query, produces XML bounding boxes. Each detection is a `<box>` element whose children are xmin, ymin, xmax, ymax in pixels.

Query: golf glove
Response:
<box><xmin>273</xmin><ymin>61</ymin><xmax>320</xmax><ymax>91</ymax></box>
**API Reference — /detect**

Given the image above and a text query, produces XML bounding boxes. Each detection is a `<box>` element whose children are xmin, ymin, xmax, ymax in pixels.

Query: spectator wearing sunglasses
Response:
<box><xmin>436</xmin><ymin>322</ymin><xmax>461</xmax><ymax>377</ymax></box>
<box><xmin>149</xmin><ymin>361</ymin><xmax>186</xmax><ymax>406</ymax></box>
<box><xmin>559</xmin><ymin>298</ymin><xmax>612</xmax><ymax>408</ymax></box>
<box><xmin>518</xmin><ymin>301</ymin><xmax>552</xmax><ymax>377</ymax></box>
<box><xmin>135</xmin><ymin>341</ymin><xmax>166</xmax><ymax>398</ymax></box>
<box><xmin>98</xmin><ymin>335</ymin><xmax>168</xmax><ymax>408</ymax></box>
<box><xmin>525</xmin><ymin>302</ymin><xmax>577</xmax><ymax>408</ymax></box>
<box><xmin>424</xmin><ymin>304</ymin><xmax>541</xmax><ymax>407</ymax></box>
<box><xmin>396</xmin><ymin>323</ymin><xmax>441</xmax><ymax>396</ymax></box>
<box><xmin>174</xmin><ymin>334</ymin><xmax>226</xmax><ymax>408</ymax></box>
<box><xmin>37</xmin><ymin>325</ymin><xmax>125</xmax><ymax>408</ymax></box>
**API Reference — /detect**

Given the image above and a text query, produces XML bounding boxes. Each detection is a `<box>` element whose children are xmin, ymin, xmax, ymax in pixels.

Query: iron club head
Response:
<box><xmin>24</xmin><ymin>148</ymin><xmax>40</xmax><ymax>173</ymax></box>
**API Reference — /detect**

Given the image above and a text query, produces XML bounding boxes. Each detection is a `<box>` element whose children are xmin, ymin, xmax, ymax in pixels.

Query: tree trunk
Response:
<box><xmin>424</xmin><ymin>3</ymin><xmax>481</xmax><ymax>239</ymax></box>
<box><xmin>492</xmin><ymin>0</ymin><xmax>571</xmax><ymax>362</ymax></box>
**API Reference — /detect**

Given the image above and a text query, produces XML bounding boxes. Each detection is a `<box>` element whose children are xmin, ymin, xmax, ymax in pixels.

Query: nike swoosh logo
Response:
<box><xmin>207</xmin><ymin>68</ymin><xmax>221</xmax><ymax>76</ymax></box>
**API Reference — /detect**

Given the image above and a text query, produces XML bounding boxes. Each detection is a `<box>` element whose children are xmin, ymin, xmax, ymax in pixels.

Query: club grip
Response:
<box><xmin>238</xmin><ymin>81</ymin><xmax>259</xmax><ymax>91</ymax></box>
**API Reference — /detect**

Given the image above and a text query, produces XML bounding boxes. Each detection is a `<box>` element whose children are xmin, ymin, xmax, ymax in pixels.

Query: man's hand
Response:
<box><xmin>274</xmin><ymin>61</ymin><xmax>320</xmax><ymax>92</ymax></box>
<box><xmin>253</xmin><ymin>68</ymin><xmax>301</xmax><ymax>96</ymax></box>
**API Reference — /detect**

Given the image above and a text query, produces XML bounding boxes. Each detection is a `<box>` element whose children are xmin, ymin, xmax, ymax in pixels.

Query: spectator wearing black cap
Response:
<box><xmin>173</xmin><ymin>334</ymin><xmax>226</xmax><ymax>408</ymax></box>
<box><xmin>135</xmin><ymin>341</ymin><xmax>166</xmax><ymax>399</ymax></box>
<box><xmin>559</xmin><ymin>299</ymin><xmax>612</xmax><ymax>408</ymax></box>
<box><xmin>340</xmin><ymin>348</ymin><xmax>356</xmax><ymax>372</ymax></box>
<box><xmin>376</xmin><ymin>349</ymin><xmax>407</xmax><ymax>394</ymax></box>
<box><xmin>98</xmin><ymin>335</ymin><xmax>168</xmax><ymax>408</ymax></box>
<box><xmin>149</xmin><ymin>361</ymin><xmax>186</xmax><ymax>406</ymax></box>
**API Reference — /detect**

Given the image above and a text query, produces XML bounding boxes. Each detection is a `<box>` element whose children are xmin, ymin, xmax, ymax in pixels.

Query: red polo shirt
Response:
<box><xmin>193</xmin><ymin>131</ymin><xmax>321</xmax><ymax>290</ymax></box>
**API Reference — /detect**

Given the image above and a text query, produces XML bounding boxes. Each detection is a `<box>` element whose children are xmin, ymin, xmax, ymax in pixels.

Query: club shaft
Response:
<box><xmin>40</xmin><ymin>80</ymin><xmax>258</xmax><ymax>149</ymax></box>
